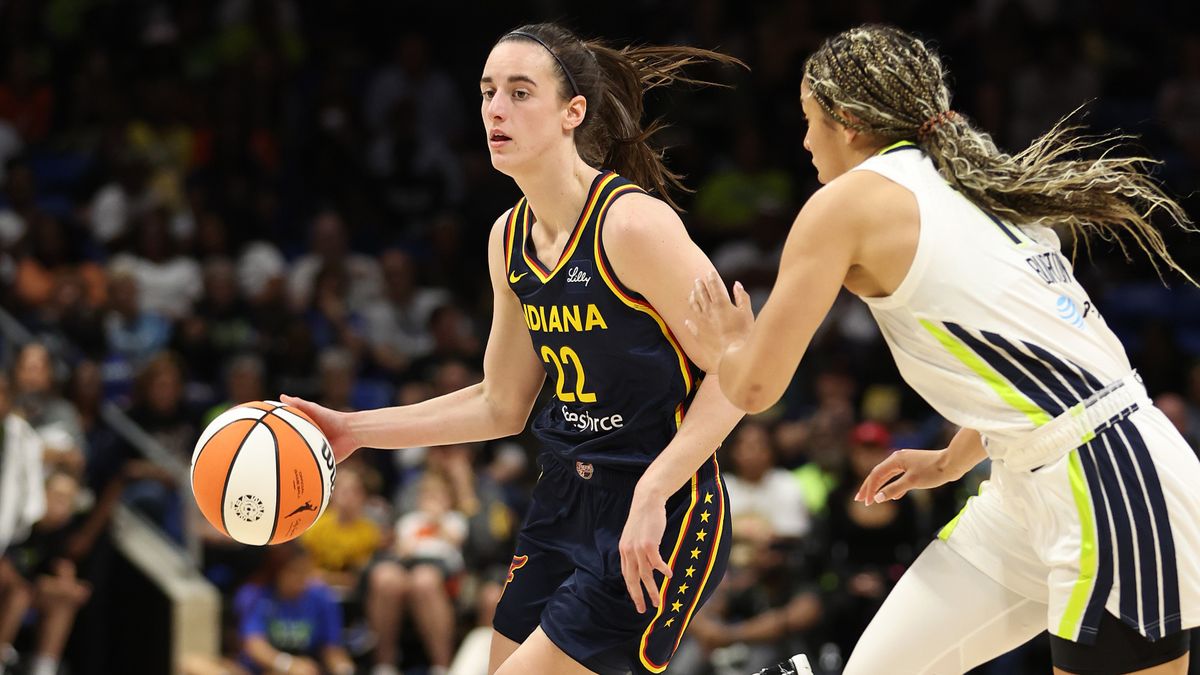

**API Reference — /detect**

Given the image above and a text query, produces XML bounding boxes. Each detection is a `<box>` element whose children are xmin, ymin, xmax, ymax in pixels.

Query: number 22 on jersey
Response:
<box><xmin>541</xmin><ymin>345</ymin><xmax>597</xmax><ymax>403</ymax></box>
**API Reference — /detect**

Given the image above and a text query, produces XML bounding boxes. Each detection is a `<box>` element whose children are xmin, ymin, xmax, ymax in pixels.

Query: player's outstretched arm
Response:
<box><xmin>284</xmin><ymin>212</ymin><xmax>546</xmax><ymax>462</ymax></box>
<box><xmin>689</xmin><ymin>173</ymin><xmax>879</xmax><ymax>414</ymax></box>
<box><xmin>601</xmin><ymin>194</ymin><xmax>746</xmax><ymax>612</ymax></box>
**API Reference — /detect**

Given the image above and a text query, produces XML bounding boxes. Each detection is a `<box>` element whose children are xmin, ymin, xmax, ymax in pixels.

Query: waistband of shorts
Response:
<box><xmin>987</xmin><ymin>370</ymin><xmax>1148</xmax><ymax>472</ymax></box>
<box><xmin>536</xmin><ymin>452</ymin><xmax>719</xmax><ymax>492</ymax></box>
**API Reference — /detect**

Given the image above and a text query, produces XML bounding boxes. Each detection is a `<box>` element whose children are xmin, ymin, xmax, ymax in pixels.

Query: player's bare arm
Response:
<box><xmin>284</xmin><ymin>211</ymin><xmax>546</xmax><ymax>460</ymax></box>
<box><xmin>602</xmin><ymin>193</ymin><xmax>745</xmax><ymax>613</ymax></box>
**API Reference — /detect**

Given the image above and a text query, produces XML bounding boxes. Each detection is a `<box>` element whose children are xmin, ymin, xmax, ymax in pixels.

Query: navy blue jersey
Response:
<box><xmin>504</xmin><ymin>171</ymin><xmax>702</xmax><ymax>471</ymax></box>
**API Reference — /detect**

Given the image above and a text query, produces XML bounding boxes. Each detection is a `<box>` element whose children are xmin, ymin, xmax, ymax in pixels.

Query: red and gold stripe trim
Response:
<box><xmin>521</xmin><ymin>173</ymin><xmax>619</xmax><ymax>283</ymax></box>
<box><xmin>677</xmin><ymin>459</ymin><xmax>726</xmax><ymax>638</ymax></box>
<box><xmin>637</xmin><ymin>458</ymin><xmax>726</xmax><ymax>672</ymax></box>
<box><xmin>637</xmin><ymin>468</ymin><xmax>700</xmax><ymax>672</ymax></box>
<box><xmin>592</xmin><ymin>187</ymin><xmax>696</xmax><ymax>396</ymax></box>
<box><xmin>503</xmin><ymin>199</ymin><xmax>524</xmax><ymax>272</ymax></box>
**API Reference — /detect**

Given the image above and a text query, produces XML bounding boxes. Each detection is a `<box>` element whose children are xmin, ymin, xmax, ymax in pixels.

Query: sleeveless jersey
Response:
<box><xmin>853</xmin><ymin>143</ymin><xmax>1133</xmax><ymax>449</ymax></box>
<box><xmin>503</xmin><ymin>171</ymin><xmax>702</xmax><ymax>471</ymax></box>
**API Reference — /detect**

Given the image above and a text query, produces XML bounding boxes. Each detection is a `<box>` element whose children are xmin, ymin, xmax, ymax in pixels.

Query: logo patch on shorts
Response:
<box><xmin>575</xmin><ymin>461</ymin><xmax>594</xmax><ymax>479</ymax></box>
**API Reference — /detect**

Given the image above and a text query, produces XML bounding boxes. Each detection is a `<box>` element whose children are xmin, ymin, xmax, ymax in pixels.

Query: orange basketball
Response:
<box><xmin>190</xmin><ymin>401</ymin><xmax>336</xmax><ymax>545</ymax></box>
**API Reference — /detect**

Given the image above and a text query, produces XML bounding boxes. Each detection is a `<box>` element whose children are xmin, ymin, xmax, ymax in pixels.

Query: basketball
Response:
<box><xmin>190</xmin><ymin>401</ymin><xmax>336</xmax><ymax>545</ymax></box>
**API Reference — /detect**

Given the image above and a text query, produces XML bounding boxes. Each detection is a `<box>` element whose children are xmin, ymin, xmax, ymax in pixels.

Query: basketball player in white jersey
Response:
<box><xmin>687</xmin><ymin>24</ymin><xmax>1200</xmax><ymax>675</ymax></box>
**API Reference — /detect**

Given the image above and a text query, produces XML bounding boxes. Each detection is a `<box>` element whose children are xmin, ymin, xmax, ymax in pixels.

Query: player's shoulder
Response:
<box><xmin>602</xmin><ymin>190</ymin><xmax>685</xmax><ymax>245</ymax></box>
<box><xmin>800</xmin><ymin>168</ymin><xmax>914</xmax><ymax>236</ymax></box>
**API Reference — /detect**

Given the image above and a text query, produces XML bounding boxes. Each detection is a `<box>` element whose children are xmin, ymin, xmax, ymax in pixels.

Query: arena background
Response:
<box><xmin>0</xmin><ymin>0</ymin><xmax>1198</xmax><ymax>673</ymax></box>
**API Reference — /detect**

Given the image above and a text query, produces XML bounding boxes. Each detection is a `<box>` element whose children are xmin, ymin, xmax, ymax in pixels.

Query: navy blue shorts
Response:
<box><xmin>493</xmin><ymin>452</ymin><xmax>731</xmax><ymax>675</ymax></box>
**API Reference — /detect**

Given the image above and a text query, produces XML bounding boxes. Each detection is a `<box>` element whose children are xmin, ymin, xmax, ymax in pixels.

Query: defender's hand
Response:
<box><xmin>619</xmin><ymin>491</ymin><xmax>673</xmax><ymax>614</ymax></box>
<box><xmin>855</xmin><ymin>448</ymin><xmax>957</xmax><ymax>505</ymax></box>
<box><xmin>279</xmin><ymin>395</ymin><xmax>360</xmax><ymax>463</ymax></box>
<box><xmin>685</xmin><ymin>272</ymin><xmax>754</xmax><ymax>367</ymax></box>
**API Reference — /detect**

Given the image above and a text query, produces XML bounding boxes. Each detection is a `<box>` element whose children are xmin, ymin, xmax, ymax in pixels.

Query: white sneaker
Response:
<box><xmin>753</xmin><ymin>654</ymin><xmax>813</xmax><ymax>675</ymax></box>
<box><xmin>370</xmin><ymin>664</ymin><xmax>402</xmax><ymax>675</ymax></box>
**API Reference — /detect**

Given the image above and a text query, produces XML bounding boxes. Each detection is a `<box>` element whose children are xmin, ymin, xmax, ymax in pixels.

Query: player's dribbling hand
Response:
<box><xmin>279</xmin><ymin>395</ymin><xmax>360</xmax><ymax>463</ymax></box>
<box><xmin>854</xmin><ymin>448</ymin><xmax>956</xmax><ymax>505</ymax></box>
<box><xmin>685</xmin><ymin>271</ymin><xmax>754</xmax><ymax>367</ymax></box>
<box><xmin>619</xmin><ymin>491</ymin><xmax>673</xmax><ymax>614</ymax></box>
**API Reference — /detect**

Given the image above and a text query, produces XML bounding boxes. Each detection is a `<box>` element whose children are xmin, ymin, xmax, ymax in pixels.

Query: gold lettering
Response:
<box><xmin>548</xmin><ymin>306</ymin><xmax>562</xmax><ymax>333</ymax></box>
<box><xmin>585</xmin><ymin>304</ymin><xmax>607</xmax><ymax>331</ymax></box>
<box><xmin>563</xmin><ymin>305</ymin><xmax>582</xmax><ymax>332</ymax></box>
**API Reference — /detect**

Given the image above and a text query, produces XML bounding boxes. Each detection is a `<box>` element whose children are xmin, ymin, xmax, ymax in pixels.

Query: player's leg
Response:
<box><xmin>492</xmin><ymin>627</ymin><xmax>598</xmax><ymax>675</ymax></box>
<box><xmin>487</xmin><ymin>629</ymin><xmax>522</xmax><ymax>675</ymax></box>
<box><xmin>843</xmin><ymin>539</ymin><xmax>1047</xmax><ymax>675</ymax></box>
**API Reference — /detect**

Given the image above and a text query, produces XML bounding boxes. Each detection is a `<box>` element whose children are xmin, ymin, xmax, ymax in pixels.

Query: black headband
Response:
<box><xmin>505</xmin><ymin>30</ymin><xmax>581</xmax><ymax>97</ymax></box>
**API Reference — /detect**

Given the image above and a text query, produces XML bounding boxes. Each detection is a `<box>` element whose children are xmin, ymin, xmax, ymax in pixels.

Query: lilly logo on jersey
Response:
<box><xmin>564</xmin><ymin>260</ymin><xmax>594</xmax><ymax>295</ymax></box>
<box><xmin>562</xmin><ymin>405</ymin><xmax>624</xmax><ymax>432</ymax></box>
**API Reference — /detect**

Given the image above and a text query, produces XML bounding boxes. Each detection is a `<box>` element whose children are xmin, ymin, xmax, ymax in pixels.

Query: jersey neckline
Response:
<box><xmin>521</xmin><ymin>171</ymin><xmax>614</xmax><ymax>283</ymax></box>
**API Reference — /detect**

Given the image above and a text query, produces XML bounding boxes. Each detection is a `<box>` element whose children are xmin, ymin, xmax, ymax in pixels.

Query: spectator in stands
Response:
<box><xmin>0</xmin><ymin>47</ymin><xmax>54</xmax><ymax>144</ymax></box>
<box><xmin>724</xmin><ymin>420</ymin><xmax>811</xmax><ymax>541</ymax></box>
<box><xmin>86</xmin><ymin>150</ymin><xmax>154</xmax><ymax>250</ymax></box>
<box><xmin>363</xmin><ymin>249</ymin><xmax>449</xmax><ymax>377</ymax></box>
<box><xmin>303</xmin><ymin>263</ymin><xmax>367</xmax><ymax>358</ymax></box>
<box><xmin>10</xmin><ymin>343</ymin><xmax>85</xmax><ymax>478</ymax></box>
<box><xmin>0</xmin><ymin>159</ymin><xmax>36</xmax><ymax>250</ymax></box>
<box><xmin>235</xmin><ymin>542</ymin><xmax>354</xmax><ymax>675</ymax></box>
<box><xmin>123</xmin><ymin>352</ymin><xmax>189</xmax><ymax>539</ymax></box>
<box><xmin>109</xmin><ymin>208</ymin><xmax>203</xmax><ymax>320</ymax></box>
<box><xmin>103</xmin><ymin>266</ymin><xmax>173</xmax><ymax>375</ymax></box>
<box><xmin>201</xmin><ymin>354</ymin><xmax>267</xmax><ymax>427</ymax></box>
<box><xmin>0</xmin><ymin>472</ymin><xmax>90</xmax><ymax>675</ymax></box>
<box><xmin>287</xmin><ymin>210</ymin><xmax>382</xmax><ymax>314</ymax></box>
<box><xmin>300</xmin><ymin>466</ymin><xmax>382</xmax><ymax>592</ymax></box>
<box><xmin>12</xmin><ymin>215</ymin><xmax>107</xmax><ymax>316</ymax></box>
<box><xmin>822</xmin><ymin>422</ymin><xmax>920</xmax><ymax>661</ymax></box>
<box><xmin>366</xmin><ymin>446</ymin><xmax>470</xmax><ymax>675</ymax></box>
<box><xmin>0</xmin><ymin>376</ymin><xmax>44</xmax><ymax>557</ymax></box>
<box><xmin>177</xmin><ymin>258</ymin><xmax>258</xmax><ymax>373</ymax></box>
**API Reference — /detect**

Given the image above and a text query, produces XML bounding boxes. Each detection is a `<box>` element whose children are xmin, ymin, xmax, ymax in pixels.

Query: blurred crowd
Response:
<box><xmin>0</xmin><ymin>0</ymin><xmax>1198</xmax><ymax>673</ymax></box>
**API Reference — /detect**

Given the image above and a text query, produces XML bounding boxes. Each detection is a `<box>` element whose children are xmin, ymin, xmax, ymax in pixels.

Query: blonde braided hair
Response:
<box><xmin>805</xmin><ymin>24</ymin><xmax>1196</xmax><ymax>283</ymax></box>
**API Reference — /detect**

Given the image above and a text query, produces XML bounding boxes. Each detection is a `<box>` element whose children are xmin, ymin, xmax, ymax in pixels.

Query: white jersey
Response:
<box><xmin>854</xmin><ymin>145</ymin><xmax>1131</xmax><ymax>448</ymax></box>
<box><xmin>852</xmin><ymin>143</ymin><xmax>1200</xmax><ymax>646</ymax></box>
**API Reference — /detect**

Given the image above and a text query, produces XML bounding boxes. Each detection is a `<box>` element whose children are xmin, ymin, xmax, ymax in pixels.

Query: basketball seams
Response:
<box><xmin>257</xmin><ymin>409</ymin><xmax>324</xmax><ymax>543</ymax></box>
<box><xmin>264</xmin><ymin>420</ymin><xmax>281</xmax><ymax>544</ymax></box>
<box><xmin>272</xmin><ymin>407</ymin><xmax>333</xmax><ymax>513</ymax></box>
<box><xmin>217</xmin><ymin>417</ymin><xmax>269</xmax><ymax>538</ymax></box>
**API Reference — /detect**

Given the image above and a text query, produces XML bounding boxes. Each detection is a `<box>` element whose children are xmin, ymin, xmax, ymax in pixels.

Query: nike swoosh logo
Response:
<box><xmin>509</xmin><ymin>271</ymin><xmax>528</xmax><ymax>283</ymax></box>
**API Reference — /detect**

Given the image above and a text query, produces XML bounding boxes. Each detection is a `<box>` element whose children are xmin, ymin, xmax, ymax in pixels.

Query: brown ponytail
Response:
<box><xmin>498</xmin><ymin>24</ymin><xmax>746</xmax><ymax>211</ymax></box>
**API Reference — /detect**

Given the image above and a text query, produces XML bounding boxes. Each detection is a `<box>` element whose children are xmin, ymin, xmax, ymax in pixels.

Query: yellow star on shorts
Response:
<box><xmin>700</xmin><ymin>510</ymin><xmax>710</xmax><ymax>523</ymax></box>
<box><xmin>677</xmin><ymin>583</ymin><xmax>690</xmax><ymax>594</ymax></box>
<box><xmin>690</xmin><ymin>547</ymin><xmax>701</xmax><ymax>559</ymax></box>
<box><xmin>671</xmin><ymin>600</ymin><xmax>682</xmax><ymax>612</ymax></box>
<box><xmin>696</xmin><ymin>529</ymin><xmax>707</xmax><ymax>541</ymax></box>
<box><xmin>704</xmin><ymin>492</ymin><xmax>713</xmax><ymax>504</ymax></box>
<box><xmin>685</xmin><ymin>566</ymin><xmax>695</xmax><ymax>578</ymax></box>
<box><xmin>665</xmin><ymin>617</ymin><xmax>675</xmax><ymax>627</ymax></box>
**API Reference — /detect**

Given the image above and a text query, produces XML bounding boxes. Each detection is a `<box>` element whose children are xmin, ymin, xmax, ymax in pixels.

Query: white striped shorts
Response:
<box><xmin>940</xmin><ymin>403</ymin><xmax>1200</xmax><ymax>644</ymax></box>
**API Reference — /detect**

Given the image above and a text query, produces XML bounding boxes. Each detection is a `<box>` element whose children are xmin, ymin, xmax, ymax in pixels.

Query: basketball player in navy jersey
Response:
<box><xmin>284</xmin><ymin>23</ymin><xmax>747</xmax><ymax>675</ymax></box>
